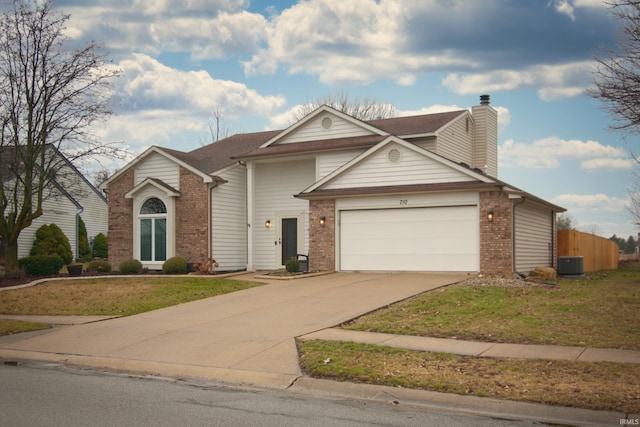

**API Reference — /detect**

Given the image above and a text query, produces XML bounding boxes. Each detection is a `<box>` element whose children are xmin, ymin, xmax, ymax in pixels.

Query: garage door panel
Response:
<box><xmin>340</xmin><ymin>206</ymin><xmax>478</xmax><ymax>271</ymax></box>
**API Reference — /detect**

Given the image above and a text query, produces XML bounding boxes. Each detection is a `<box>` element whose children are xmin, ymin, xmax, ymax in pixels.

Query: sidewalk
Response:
<box><xmin>301</xmin><ymin>328</ymin><xmax>640</xmax><ymax>364</ymax></box>
<box><xmin>5</xmin><ymin>314</ymin><xmax>639</xmax><ymax>364</ymax></box>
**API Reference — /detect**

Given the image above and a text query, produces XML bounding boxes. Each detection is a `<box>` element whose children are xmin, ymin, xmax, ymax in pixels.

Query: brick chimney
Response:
<box><xmin>471</xmin><ymin>94</ymin><xmax>498</xmax><ymax>178</ymax></box>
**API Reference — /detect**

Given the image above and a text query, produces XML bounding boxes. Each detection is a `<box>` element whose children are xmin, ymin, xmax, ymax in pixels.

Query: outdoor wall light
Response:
<box><xmin>487</xmin><ymin>210</ymin><xmax>494</xmax><ymax>222</ymax></box>
<box><xmin>265</xmin><ymin>220</ymin><xmax>271</xmax><ymax>228</ymax></box>
<box><xmin>319</xmin><ymin>216</ymin><xmax>326</xmax><ymax>227</ymax></box>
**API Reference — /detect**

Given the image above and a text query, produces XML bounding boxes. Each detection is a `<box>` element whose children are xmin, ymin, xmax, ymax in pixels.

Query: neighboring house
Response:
<box><xmin>102</xmin><ymin>95</ymin><xmax>564</xmax><ymax>275</ymax></box>
<box><xmin>14</xmin><ymin>151</ymin><xmax>108</xmax><ymax>261</ymax></box>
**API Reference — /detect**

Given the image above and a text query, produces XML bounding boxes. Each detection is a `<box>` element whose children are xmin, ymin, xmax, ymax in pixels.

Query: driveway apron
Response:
<box><xmin>0</xmin><ymin>272</ymin><xmax>464</xmax><ymax>379</ymax></box>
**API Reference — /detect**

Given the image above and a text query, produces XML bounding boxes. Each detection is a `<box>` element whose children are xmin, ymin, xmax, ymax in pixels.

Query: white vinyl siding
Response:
<box><xmin>316</xmin><ymin>149</ymin><xmax>365</xmax><ymax>180</ymax></box>
<box><xmin>339</xmin><ymin>206</ymin><xmax>479</xmax><ymax>272</ymax></box>
<box><xmin>324</xmin><ymin>143</ymin><xmax>475</xmax><ymax>190</ymax></box>
<box><xmin>408</xmin><ymin>136</ymin><xmax>436</xmax><ymax>152</ymax></box>
<box><xmin>471</xmin><ymin>105</ymin><xmax>498</xmax><ymax>177</ymax></box>
<box><xmin>515</xmin><ymin>201</ymin><xmax>553</xmax><ymax>273</ymax></box>
<box><xmin>277</xmin><ymin>113</ymin><xmax>373</xmax><ymax>144</ymax></box>
<box><xmin>18</xmin><ymin>192</ymin><xmax>78</xmax><ymax>260</ymax></box>
<box><xmin>135</xmin><ymin>152</ymin><xmax>179</xmax><ymax>189</ymax></box>
<box><xmin>435</xmin><ymin>114</ymin><xmax>473</xmax><ymax>166</ymax></box>
<box><xmin>211</xmin><ymin>166</ymin><xmax>247</xmax><ymax>271</ymax></box>
<box><xmin>17</xmin><ymin>161</ymin><xmax>107</xmax><ymax>261</ymax></box>
<box><xmin>253</xmin><ymin>159</ymin><xmax>315</xmax><ymax>269</ymax></box>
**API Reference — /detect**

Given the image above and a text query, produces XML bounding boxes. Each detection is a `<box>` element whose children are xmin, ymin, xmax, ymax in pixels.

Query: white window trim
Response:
<box><xmin>132</xmin><ymin>193</ymin><xmax>176</xmax><ymax>269</ymax></box>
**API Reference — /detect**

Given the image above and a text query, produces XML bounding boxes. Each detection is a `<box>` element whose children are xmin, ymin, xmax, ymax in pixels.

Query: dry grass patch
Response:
<box><xmin>0</xmin><ymin>276</ymin><xmax>264</xmax><ymax>317</ymax></box>
<box><xmin>298</xmin><ymin>340</ymin><xmax>640</xmax><ymax>413</ymax></box>
<box><xmin>0</xmin><ymin>318</ymin><xmax>49</xmax><ymax>335</ymax></box>
<box><xmin>342</xmin><ymin>265</ymin><xmax>640</xmax><ymax>350</ymax></box>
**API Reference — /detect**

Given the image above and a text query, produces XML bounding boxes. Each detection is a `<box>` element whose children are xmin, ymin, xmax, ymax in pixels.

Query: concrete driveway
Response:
<box><xmin>0</xmin><ymin>272</ymin><xmax>464</xmax><ymax>387</ymax></box>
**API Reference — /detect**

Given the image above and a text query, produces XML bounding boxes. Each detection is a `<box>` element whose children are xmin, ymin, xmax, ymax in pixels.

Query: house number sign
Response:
<box><xmin>400</xmin><ymin>199</ymin><xmax>408</xmax><ymax>205</ymax></box>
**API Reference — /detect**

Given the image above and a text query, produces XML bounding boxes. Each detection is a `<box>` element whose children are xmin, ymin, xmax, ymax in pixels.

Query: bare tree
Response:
<box><xmin>0</xmin><ymin>0</ymin><xmax>121</xmax><ymax>272</ymax></box>
<box><xmin>589</xmin><ymin>1</ymin><xmax>640</xmax><ymax>226</ymax></box>
<box><xmin>290</xmin><ymin>91</ymin><xmax>399</xmax><ymax>122</ymax></box>
<box><xmin>199</xmin><ymin>107</ymin><xmax>231</xmax><ymax>146</ymax></box>
<box><xmin>589</xmin><ymin>0</ymin><xmax>640</xmax><ymax>136</ymax></box>
<box><xmin>628</xmin><ymin>165</ymin><xmax>640</xmax><ymax>225</ymax></box>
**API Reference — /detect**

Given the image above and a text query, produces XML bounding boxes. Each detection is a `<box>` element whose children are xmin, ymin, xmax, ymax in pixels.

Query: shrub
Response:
<box><xmin>119</xmin><ymin>259</ymin><xmax>143</xmax><ymax>274</ymax></box>
<box><xmin>19</xmin><ymin>255</ymin><xmax>64</xmax><ymax>276</ymax></box>
<box><xmin>92</xmin><ymin>233</ymin><xmax>108</xmax><ymax>259</ymax></box>
<box><xmin>30</xmin><ymin>224</ymin><xmax>73</xmax><ymax>265</ymax></box>
<box><xmin>286</xmin><ymin>257</ymin><xmax>300</xmax><ymax>273</ymax></box>
<box><xmin>78</xmin><ymin>217</ymin><xmax>92</xmax><ymax>262</ymax></box>
<box><xmin>162</xmin><ymin>256</ymin><xmax>188</xmax><ymax>274</ymax></box>
<box><xmin>87</xmin><ymin>260</ymin><xmax>111</xmax><ymax>273</ymax></box>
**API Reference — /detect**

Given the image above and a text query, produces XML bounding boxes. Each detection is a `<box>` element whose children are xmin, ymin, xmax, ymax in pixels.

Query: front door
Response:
<box><xmin>282</xmin><ymin>218</ymin><xmax>298</xmax><ymax>265</ymax></box>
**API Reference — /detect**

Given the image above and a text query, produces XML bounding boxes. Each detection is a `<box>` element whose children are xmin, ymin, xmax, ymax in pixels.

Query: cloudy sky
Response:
<box><xmin>53</xmin><ymin>0</ymin><xmax>636</xmax><ymax>239</ymax></box>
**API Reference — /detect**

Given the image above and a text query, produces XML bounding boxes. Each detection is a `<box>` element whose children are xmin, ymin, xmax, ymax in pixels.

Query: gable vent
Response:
<box><xmin>321</xmin><ymin>117</ymin><xmax>333</xmax><ymax>129</ymax></box>
<box><xmin>388</xmin><ymin>148</ymin><xmax>402</xmax><ymax>164</ymax></box>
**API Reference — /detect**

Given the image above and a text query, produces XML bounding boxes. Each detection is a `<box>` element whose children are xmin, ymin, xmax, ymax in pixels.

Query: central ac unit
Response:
<box><xmin>557</xmin><ymin>256</ymin><xmax>584</xmax><ymax>276</ymax></box>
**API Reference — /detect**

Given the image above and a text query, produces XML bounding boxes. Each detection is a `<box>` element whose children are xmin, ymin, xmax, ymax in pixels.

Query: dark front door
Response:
<box><xmin>282</xmin><ymin>218</ymin><xmax>297</xmax><ymax>265</ymax></box>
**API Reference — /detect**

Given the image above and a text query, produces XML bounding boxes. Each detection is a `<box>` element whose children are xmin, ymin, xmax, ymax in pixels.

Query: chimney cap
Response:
<box><xmin>480</xmin><ymin>94</ymin><xmax>490</xmax><ymax>105</ymax></box>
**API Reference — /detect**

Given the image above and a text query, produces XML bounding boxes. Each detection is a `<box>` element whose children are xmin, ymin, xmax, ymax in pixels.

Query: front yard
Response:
<box><xmin>0</xmin><ymin>276</ymin><xmax>264</xmax><ymax>333</ymax></box>
<box><xmin>298</xmin><ymin>263</ymin><xmax>640</xmax><ymax>413</ymax></box>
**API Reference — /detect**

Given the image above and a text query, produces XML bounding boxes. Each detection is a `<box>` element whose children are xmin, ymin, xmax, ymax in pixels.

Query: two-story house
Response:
<box><xmin>102</xmin><ymin>95</ymin><xmax>564</xmax><ymax>275</ymax></box>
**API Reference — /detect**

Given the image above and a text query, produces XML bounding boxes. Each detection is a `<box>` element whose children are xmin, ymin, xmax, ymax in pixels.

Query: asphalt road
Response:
<box><xmin>0</xmin><ymin>363</ymin><xmax>544</xmax><ymax>427</ymax></box>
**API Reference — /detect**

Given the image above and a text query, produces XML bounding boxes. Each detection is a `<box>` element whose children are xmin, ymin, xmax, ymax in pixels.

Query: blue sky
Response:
<box><xmin>54</xmin><ymin>0</ymin><xmax>636</xmax><ymax>239</ymax></box>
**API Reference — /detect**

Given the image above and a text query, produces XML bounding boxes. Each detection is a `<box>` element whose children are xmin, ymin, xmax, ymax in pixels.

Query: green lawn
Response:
<box><xmin>342</xmin><ymin>265</ymin><xmax>640</xmax><ymax>349</ymax></box>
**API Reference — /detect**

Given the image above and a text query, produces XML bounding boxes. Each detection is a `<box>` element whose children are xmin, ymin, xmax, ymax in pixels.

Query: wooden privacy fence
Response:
<box><xmin>557</xmin><ymin>230</ymin><xmax>619</xmax><ymax>272</ymax></box>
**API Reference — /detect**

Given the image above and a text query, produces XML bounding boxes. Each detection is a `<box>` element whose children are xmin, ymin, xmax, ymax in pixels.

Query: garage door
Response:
<box><xmin>340</xmin><ymin>206</ymin><xmax>478</xmax><ymax>271</ymax></box>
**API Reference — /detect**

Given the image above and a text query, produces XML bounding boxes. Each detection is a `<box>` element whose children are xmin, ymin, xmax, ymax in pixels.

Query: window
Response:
<box><xmin>139</xmin><ymin>197</ymin><xmax>167</xmax><ymax>262</ymax></box>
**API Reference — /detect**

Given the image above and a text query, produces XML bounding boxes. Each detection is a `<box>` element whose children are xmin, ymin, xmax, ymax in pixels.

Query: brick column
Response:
<box><xmin>107</xmin><ymin>169</ymin><xmax>134</xmax><ymax>269</ymax></box>
<box><xmin>308</xmin><ymin>199</ymin><xmax>335</xmax><ymax>272</ymax></box>
<box><xmin>479</xmin><ymin>191</ymin><xmax>513</xmax><ymax>276</ymax></box>
<box><xmin>174</xmin><ymin>168</ymin><xmax>209</xmax><ymax>264</ymax></box>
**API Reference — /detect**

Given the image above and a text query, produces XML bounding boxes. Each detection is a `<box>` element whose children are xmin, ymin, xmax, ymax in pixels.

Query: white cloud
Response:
<box><xmin>581</xmin><ymin>158</ymin><xmax>634</xmax><ymax>170</ymax></box>
<box><xmin>96</xmin><ymin>54</ymin><xmax>285</xmax><ymax>149</ymax></box>
<box><xmin>552</xmin><ymin>193</ymin><xmax>628</xmax><ymax>212</ymax></box>
<box><xmin>243</xmin><ymin>0</ymin><xmax>475</xmax><ymax>86</ymax></box>
<box><xmin>499</xmin><ymin>136</ymin><xmax>628</xmax><ymax>169</ymax></box>
<box><xmin>64</xmin><ymin>1</ymin><xmax>265</xmax><ymax>59</ymax></box>
<box><xmin>551</xmin><ymin>0</ymin><xmax>606</xmax><ymax>21</ymax></box>
<box><xmin>443</xmin><ymin>61</ymin><xmax>594</xmax><ymax>101</ymax></box>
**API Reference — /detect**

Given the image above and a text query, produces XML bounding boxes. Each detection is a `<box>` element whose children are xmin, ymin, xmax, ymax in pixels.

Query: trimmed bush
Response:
<box><xmin>78</xmin><ymin>217</ymin><xmax>92</xmax><ymax>262</ymax></box>
<box><xmin>92</xmin><ymin>233</ymin><xmax>108</xmax><ymax>259</ymax></box>
<box><xmin>286</xmin><ymin>257</ymin><xmax>300</xmax><ymax>273</ymax></box>
<box><xmin>162</xmin><ymin>256</ymin><xmax>188</xmax><ymax>274</ymax></box>
<box><xmin>87</xmin><ymin>259</ymin><xmax>111</xmax><ymax>273</ymax></box>
<box><xmin>30</xmin><ymin>224</ymin><xmax>73</xmax><ymax>265</ymax></box>
<box><xmin>119</xmin><ymin>259</ymin><xmax>143</xmax><ymax>274</ymax></box>
<box><xmin>19</xmin><ymin>255</ymin><xmax>64</xmax><ymax>276</ymax></box>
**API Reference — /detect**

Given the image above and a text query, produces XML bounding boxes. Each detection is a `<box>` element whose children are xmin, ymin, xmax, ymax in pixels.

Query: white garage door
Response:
<box><xmin>340</xmin><ymin>206</ymin><xmax>478</xmax><ymax>272</ymax></box>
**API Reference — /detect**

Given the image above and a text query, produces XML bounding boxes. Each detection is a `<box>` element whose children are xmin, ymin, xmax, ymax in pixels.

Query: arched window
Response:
<box><xmin>139</xmin><ymin>197</ymin><xmax>167</xmax><ymax>262</ymax></box>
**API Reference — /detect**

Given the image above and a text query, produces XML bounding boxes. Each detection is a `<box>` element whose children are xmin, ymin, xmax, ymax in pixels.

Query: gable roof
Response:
<box><xmin>102</xmin><ymin>108</ymin><xmax>472</xmax><ymax>187</ymax></box>
<box><xmin>259</xmin><ymin>105</ymin><xmax>387</xmax><ymax>148</ymax></box>
<box><xmin>368</xmin><ymin>110</ymin><xmax>466</xmax><ymax>137</ymax></box>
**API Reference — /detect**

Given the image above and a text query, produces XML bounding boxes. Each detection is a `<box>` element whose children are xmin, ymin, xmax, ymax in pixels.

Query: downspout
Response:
<box><xmin>76</xmin><ymin>206</ymin><xmax>84</xmax><ymax>262</ymax></box>
<box><xmin>512</xmin><ymin>197</ymin><xmax>526</xmax><ymax>274</ymax></box>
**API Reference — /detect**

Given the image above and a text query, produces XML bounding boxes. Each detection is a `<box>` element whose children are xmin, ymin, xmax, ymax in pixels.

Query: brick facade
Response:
<box><xmin>308</xmin><ymin>199</ymin><xmax>336</xmax><ymax>271</ymax></box>
<box><xmin>107</xmin><ymin>167</ymin><xmax>209</xmax><ymax>270</ymax></box>
<box><xmin>107</xmin><ymin>168</ymin><xmax>134</xmax><ymax>269</ymax></box>
<box><xmin>479</xmin><ymin>190</ymin><xmax>513</xmax><ymax>276</ymax></box>
<box><xmin>174</xmin><ymin>167</ymin><xmax>209</xmax><ymax>264</ymax></box>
